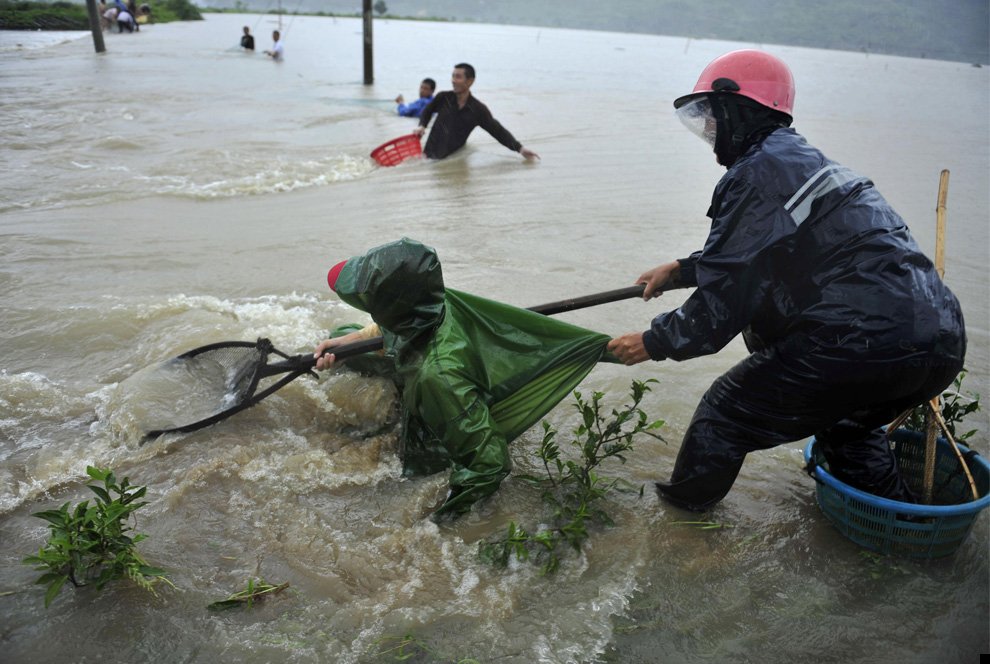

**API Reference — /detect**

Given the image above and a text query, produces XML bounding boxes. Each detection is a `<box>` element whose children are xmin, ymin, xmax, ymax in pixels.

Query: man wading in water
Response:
<box><xmin>413</xmin><ymin>63</ymin><xmax>539</xmax><ymax>161</ymax></box>
<box><xmin>608</xmin><ymin>49</ymin><xmax>966</xmax><ymax>511</ymax></box>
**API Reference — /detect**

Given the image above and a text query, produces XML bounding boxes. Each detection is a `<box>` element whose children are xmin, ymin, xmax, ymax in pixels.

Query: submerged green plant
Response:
<box><xmin>904</xmin><ymin>369</ymin><xmax>981</xmax><ymax>444</ymax></box>
<box><xmin>479</xmin><ymin>379</ymin><xmax>665</xmax><ymax>574</ymax></box>
<box><xmin>22</xmin><ymin>466</ymin><xmax>170</xmax><ymax>608</ymax></box>
<box><xmin>208</xmin><ymin>577</ymin><xmax>289</xmax><ymax>611</ymax></box>
<box><xmin>370</xmin><ymin>632</ymin><xmax>480</xmax><ymax>662</ymax></box>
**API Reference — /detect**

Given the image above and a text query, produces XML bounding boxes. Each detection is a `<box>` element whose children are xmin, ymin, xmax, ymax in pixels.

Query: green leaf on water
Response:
<box><xmin>43</xmin><ymin>575</ymin><xmax>67</xmax><ymax>609</ymax></box>
<box><xmin>207</xmin><ymin>579</ymin><xmax>289</xmax><ymax>611</ymax></box>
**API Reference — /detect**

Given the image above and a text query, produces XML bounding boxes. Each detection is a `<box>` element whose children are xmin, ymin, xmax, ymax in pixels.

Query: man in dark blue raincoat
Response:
<box><xmin>608</xmin><ymin>49</ymin><xmax>966</xmax><ymax>511</ymax></box>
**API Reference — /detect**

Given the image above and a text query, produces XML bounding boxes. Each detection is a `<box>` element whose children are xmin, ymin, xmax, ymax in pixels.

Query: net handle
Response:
<box><xmin>530</xmin><ymin>284</ymin><xmax>645</xmax><ymax>316</ymax></box>
<box><xmin>260</xmin><ymin>336</ymin><xmax>385</xmax><ymax>377</ymax></box>
<box><xmin>293</xmin><ymin>283</ymin><xmax>647</xmax><ymax>369</ymax></box>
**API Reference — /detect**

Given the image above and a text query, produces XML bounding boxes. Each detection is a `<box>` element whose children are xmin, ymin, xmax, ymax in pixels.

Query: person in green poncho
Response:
<box><xmin>313</xmin><ymin>238</ymin><xmax>615</xmax><ymax>519</ymax></box>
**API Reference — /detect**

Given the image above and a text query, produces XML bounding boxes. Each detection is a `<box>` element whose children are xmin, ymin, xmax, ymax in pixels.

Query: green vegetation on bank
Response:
<box><xmin>0</xmin><ymin>0</ymin><xmax>86</xmax><ymax>29</ymax></box>
<box><xmin>0</xmin><ymin>0</ymin><xmax>201</xmax><ymax>30</ymax></box>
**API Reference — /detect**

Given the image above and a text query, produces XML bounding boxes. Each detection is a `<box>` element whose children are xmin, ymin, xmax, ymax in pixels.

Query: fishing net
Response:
<box><xmin>123</xmin><ymin>336</ymin><xmax>383</xmax><ymax>441</ymax></box>
<box><xmin>122</xmin><ymin>339</ymin><xmax>305</xmax><ymax>440</ymax></box>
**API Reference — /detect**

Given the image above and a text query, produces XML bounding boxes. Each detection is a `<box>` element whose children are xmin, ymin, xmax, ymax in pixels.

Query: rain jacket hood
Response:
<box><xmin>333</xmin><ymin>238</ymin><xmax>446</xmax><ymax>362</ymax></box>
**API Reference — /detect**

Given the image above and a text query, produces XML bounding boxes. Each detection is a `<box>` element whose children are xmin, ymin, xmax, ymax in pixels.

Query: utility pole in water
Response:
<box><xmin>84</xmin><ymin>0</ymin><xmax>106</xmax><ymax>53</ymax></box>
<box><xmin>362</xmin><ymin>0</ymin><xmax>373</xmax><ymax>84</ymax></box>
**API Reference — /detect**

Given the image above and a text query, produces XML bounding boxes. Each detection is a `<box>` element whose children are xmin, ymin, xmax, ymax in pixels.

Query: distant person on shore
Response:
<box><xmin>136</xmin><ymin>2</ymin><xmax>151</xmax><ymax>24</ymax></box>
<box><xmin>606</xmin><ymin>49</ymin><xmax>966</xmax><ymax>511</ymax></box>
<box><xmin>102</xmin><ymin>6</ymin><xmax>118</xmax><ymax>30</ymax></box>
<box><xmin>395</xmin><ymin>78</ymin><xmax>436</xmax><ymax>118</ymax></box>
<box><xmin>116</xmin><ymin>7</ymin><xmax>136</xmax><ymax>33</ymax></box>
<box><xmin>110</xmin><ymin>0</ymin><xmax>132</xmax><ymax>32</ymax></box>
<box><xmin>263</xmin><ymin>30</ymin><xmax>284</xmax><ymax>61</ymax></box>
<box><xmin>240</xmin><ymin>26</ymin><xmax>255</xmax><ymax>51</ymax></box>
<box><xmin>413</xmin><ymin>63</ymin><xmax>539</xmax><ymax>160</ymax></box>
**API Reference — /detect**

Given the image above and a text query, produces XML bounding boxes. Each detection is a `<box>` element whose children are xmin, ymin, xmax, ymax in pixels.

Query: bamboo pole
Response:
<box><xmin>933</xmin><ymin>170</ymin><xmax>977</xmax><ymax>501</ymax></box>
<box><xmin>921</xmin><ymin>170</ymin><xmax>950</xmax><ymax>503</ymax></box>
<box><xmin>888</xmin><ymin>169</ymin><xmax>978</xmax><ymax>503</ymax></box>
<box><xmin>934</xmin><ymin>169</ymin><xmax>949</xmax><ymax>278</ymax></box>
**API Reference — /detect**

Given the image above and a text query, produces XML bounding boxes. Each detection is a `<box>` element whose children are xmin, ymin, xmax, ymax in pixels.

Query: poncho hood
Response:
<box><xmin>333</xmin><ymin>238</ymin><xmax>446</xmax><ymax>360</ymax></box>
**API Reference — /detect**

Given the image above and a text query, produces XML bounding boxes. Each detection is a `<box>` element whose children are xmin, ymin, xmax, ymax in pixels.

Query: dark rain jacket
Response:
<box><xmin>332</xmin><ymin>238</ymin><xmax>613</xmax><ymax>516</ymax></box>
<box><xmin>643</xmin><ymin>128</ymin><xmax>965</xmax><ymax>365</ymax></box>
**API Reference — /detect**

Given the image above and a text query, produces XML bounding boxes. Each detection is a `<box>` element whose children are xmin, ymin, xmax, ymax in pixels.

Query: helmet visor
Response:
<box><xmin>675</xmin><ymin>97</ymin><xmax>716</xmax><ymax>147</ymax></box>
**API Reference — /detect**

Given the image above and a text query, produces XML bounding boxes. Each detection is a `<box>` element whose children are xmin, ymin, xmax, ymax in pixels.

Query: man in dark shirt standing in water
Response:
<box><xmin>413</xmin><ymin>63</ymin><xmax>540</xmax><ymax>160</ymax></box>
<box><xmin>240</xmin><ymin>26</ymin><xmax>254</xmax><ymax>51</ymax></box>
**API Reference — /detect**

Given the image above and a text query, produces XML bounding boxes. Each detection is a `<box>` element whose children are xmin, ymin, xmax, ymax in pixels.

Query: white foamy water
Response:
<box><xmin>0</xmin><ymin>13</ymin><xmax>987</xmax><ymax>663</ymax></box>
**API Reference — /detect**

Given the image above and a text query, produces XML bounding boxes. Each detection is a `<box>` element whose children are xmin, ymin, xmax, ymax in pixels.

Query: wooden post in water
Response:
<box><xmin>934</xmin><ymin>169</ymin><xmax>949</xmax><ymax>279</ymax></box>
<box><xmin>84</xmin><ymin>0</ymin><xmax>106</xmax><ymax>54</ymax></box>
<box><xmin>362</xmin><ymin>0</ymin><xmax>373</xmax><ymax>84</ymax></box>
<box><xmin>922</xmin><ymin>169</ymin><xmax>950</xmax><ymax>503</ymax></box>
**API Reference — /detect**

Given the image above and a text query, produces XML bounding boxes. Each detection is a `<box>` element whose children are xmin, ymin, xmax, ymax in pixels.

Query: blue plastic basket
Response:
<box><xmin>804</xmin><ymin>429</ymin><xmax>990</xmax><ymax>558</ymax></box>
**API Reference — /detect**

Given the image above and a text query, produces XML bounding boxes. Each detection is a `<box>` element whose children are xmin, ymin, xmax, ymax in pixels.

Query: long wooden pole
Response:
<box><xmin>933</xmin><ymin>168</ymin><xmax>979</xmax><ymax>500</ymax></box>
<box><xmin>362</xmin><ymin>0</ymin><xmax>373</xmax><ymax>85</ymax></box>
<box><xmin>934</xmin><ymin>169</ymin><xmax>949</xmax><ymax>278</ymax></box>
<box><xmin>921</xmin><ymin>170</ymin><xmax>950</xmax><ymax>503</ymax></box>
<box><xmin>84</xmin><ymin>0</ymin><xmax>106</xmax><ymax>54</ymax></box>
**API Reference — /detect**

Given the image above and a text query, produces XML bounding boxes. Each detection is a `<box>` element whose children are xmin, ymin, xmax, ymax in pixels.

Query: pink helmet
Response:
<box><xmin>674</xmin><ymin>49</ymin><xmax>795</xmax><ymax>117</ymax></box>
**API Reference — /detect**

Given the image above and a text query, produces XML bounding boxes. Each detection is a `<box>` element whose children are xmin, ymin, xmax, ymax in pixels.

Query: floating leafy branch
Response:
<box><xmin>22</xmin><ymin>466</ymin><xmax>170</xmax><ymax>608</ymax></box>
<box><xmin>208</xmin><ymin>577</ymin><xmax>289</xmax><ymax>611</ymax></box>
<box><xmin>479</xmin><ymin>380</ymin><xmax>665</xmax><ymax>574</ymax></box>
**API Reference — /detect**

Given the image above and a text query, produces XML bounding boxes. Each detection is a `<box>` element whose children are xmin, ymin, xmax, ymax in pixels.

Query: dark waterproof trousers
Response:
<box><xmin>656</xmin><ymin>338</ymin><xmax>964</xmax><ymax>511</ymax></box>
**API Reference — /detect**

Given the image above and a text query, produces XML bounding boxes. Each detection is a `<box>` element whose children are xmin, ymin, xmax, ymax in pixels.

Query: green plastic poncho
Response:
<box><xmin>333</xmin><ymin>238</ymin><xmax>615</xmax><ymax>516</ymax></box>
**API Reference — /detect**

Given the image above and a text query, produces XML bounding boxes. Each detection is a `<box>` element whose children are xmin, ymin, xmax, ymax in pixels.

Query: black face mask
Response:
<box><xmin>710</xmin><ymin>94</ymin><xmax>791</xmax><ymax>167</ymax></box>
